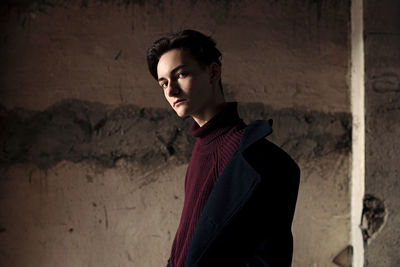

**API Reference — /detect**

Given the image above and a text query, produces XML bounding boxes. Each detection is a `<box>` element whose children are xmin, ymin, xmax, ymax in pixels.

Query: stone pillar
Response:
<box><xmin>350</xmin><ymin>0</ymin><xmax>365</xmax><ymax>266</ymax></box>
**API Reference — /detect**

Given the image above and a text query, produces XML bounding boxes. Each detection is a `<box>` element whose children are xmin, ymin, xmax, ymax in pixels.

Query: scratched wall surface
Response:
<box><xmin>364</xmin><ymin>0</ymin><xmax>400</xmax><ymax>266</ymax></box>
<box><xmin>0</xmin><ymin>1</ymin><xmax>351</xmax><ymax>267</ymax></box>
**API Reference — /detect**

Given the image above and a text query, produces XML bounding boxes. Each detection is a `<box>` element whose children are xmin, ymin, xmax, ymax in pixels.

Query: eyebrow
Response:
<box><xmin>158</xmin><ymin>64</ymin><xmax>187</xmax><ymax>82</ymax></box>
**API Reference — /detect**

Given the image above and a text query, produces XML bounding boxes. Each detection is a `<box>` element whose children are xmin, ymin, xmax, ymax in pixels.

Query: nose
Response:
<box><xmin>166</xmin><ymin>79</ymin><xmax>180</xmax><ymax>96</ymax></box>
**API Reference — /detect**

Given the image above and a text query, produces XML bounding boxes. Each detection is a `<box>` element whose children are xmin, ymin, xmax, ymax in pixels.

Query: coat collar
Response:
<box><xmin>238</xmin><ymin>119</ymin><xmax>273</xmax><ymax>152</ymax></box>
<box><xmin>184</xmin><ymin>120</ymin><xmax>273</xmax><ymax>267</ymax></box>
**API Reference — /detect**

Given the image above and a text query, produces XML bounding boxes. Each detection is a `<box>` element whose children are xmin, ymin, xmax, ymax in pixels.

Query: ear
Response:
<box><xmin>209</xmin><ymin>62</ymin><xmax>222</xmax><ymax>85</ymax></box>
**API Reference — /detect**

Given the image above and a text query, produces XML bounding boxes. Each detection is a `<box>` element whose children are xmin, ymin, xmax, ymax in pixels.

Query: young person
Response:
<box><xmin>147</xmin><ymin>29</ymin><xmax>300</xmax><ymax>267</ymax></box>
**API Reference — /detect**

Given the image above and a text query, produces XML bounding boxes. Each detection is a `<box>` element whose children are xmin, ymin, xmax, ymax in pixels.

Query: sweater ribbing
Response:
<box><xmin>170</xmin><ymin>103</ymin><xmax>246</xmax><ymax>267</ymax></box>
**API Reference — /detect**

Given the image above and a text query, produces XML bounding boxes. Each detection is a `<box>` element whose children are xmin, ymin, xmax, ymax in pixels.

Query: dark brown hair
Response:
<box><xmin>146</xmin><ymin>29</ymin><xmax>223</xmax><ymax>90</ymax></box>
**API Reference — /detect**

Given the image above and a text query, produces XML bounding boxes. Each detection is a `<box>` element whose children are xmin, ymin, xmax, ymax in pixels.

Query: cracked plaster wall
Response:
<box><xmin>364</xmin><ymin>0</ymin><xmax>400</xmax><ymax>266</ymax></box>
<box><xmin>0</xmin><ymin>1</ymin><xmax>351</xmax><ymax>266</ymax></box>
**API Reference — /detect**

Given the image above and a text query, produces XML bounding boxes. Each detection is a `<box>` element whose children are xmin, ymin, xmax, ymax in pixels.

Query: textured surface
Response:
<box><xmin>0</xmin><ymin>0</ymin><xmax>349</xmax><ymax>112</ymax></box>
<box><xmin>0</xmin><ymin>100</ymin><xmax>194</xmax><ymax>169</ymax></box>
<box><xmin>0</xmin><ymin>0</ymin><xmax>352</xmax><ymax>266</ymax></box>
<box><xmin>0</xmin><ymin>101</ymin><xmax>351</xmax><ymax>267</ymax></box>
<box><xmin>0</xmin><ymin>101</ymin><xmax>350</xmax><ymax>169</ymax></box>
<box><xmin>364</xmin><ymin>0</ymin><xmax>400</xmax><ymax>266</ymax></box>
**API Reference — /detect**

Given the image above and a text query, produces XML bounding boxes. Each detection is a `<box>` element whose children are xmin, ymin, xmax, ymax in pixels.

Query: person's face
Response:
<box><xmin>156</xmin><ymin>48</ymin><xmax>219</xmax><ymax>119</ymax></box>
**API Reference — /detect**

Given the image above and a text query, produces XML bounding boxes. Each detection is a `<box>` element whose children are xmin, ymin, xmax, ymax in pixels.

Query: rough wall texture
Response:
<box><xmin>364</xmin><ymin>0</ymin><xmax>400</xmax><ymax>266</ymax></box>
<box><xmin>0</xmin><ymin>102</ymin><xmax>351</xmax><ymax>267</ymax></box>
<box><xmin>1</xmin><ymin>101</ymin><xmax>350</xmax><ymax>169</ymax></box>
<box><xmin>0</xmin><ymin>1</ymin><xmax>351</xmax><ymax>266</ymax></box>
<box><xmin>0</xmin><ymin>0</ymin><xmax>349</xmax><ymax>113</ymax></box>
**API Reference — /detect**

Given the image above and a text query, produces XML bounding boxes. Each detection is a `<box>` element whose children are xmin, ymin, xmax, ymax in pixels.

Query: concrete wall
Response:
<box><xmin>0</xmin><ymin>1</ymin><xmax>351</xmax><ymax>266</ymax></box>
<box><xmin>364</xmin><ymin>0</ymin><xmax>400</xmax><ymax>266</ymax></box>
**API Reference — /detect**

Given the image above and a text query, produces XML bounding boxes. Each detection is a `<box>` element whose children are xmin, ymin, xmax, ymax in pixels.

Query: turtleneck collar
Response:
<box><xmin>190</xmin><ymin>102</ymin><xmax>244</xmax><ymax>145</ymax></box>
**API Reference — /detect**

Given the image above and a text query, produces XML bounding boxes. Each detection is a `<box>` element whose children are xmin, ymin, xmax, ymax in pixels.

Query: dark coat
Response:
<box><xmin>168</xmin><ymin>120</ymin><xmax>300</xmax><ymax>267</ymax></box>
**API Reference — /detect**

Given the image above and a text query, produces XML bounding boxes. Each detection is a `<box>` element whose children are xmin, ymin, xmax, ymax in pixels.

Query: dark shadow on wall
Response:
<box><xmin>0</xmin><ymin>99</ymin><xmax>351</xmax><ymax>170</ymax></box>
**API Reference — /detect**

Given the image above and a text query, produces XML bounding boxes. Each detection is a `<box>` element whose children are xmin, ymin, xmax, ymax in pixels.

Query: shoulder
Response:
<box><xmin>242</xmin><ymin>136</ymin><xmax>300</xmax><ymax>225</ymax></box>
<box><xmin>237</xmin><ymin>119</ymin><xmax>300</xmax><ymax>182</ymax></box>
<box><xmin>243</xmin><ymin>136</ymin><xmax>300</xmax><ymax>181</ymax></box>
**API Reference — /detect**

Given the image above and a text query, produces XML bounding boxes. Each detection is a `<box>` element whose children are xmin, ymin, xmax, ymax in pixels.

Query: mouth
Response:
<box><xmin>173</xmin><ymin>99</ymin><xmax>186</xmax><ymax>107</ymax></box>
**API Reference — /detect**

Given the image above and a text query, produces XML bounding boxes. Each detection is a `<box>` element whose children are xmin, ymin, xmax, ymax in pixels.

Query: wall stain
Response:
<box><xmin>126</xmin><ymin>251</ymin><xmax>133</xmax><ymax>262</ymax></box>
<box><xmin>1</xmin><ymin>0</ymin><xmax>348</xmax><ymax>29</ymax></box>
<box><xmin>0</xmin><ymin>99</ymin><xmax>351</xmax><ymax>170</ymax></box>
<box><xmin>103</xmin><ymin>205</ymin><xmax>109</xmax><ymax>229</ymax></box>
<box><xmin>372</xmin><ymin>72</ymin><xmax>400</xmax><ymax>93</ymax></box>
<box><xmin>114</xmin><ymin>49</ymin><xmax>122</xmax><ymax>60</ymax></box>
<box><xmin>361</xmin><ymin>194</ymin><xmax>387</xmax><ymax>244</ymax></box>
<box><xmin>115</xmin><ymin>206</ymin><xmax>136</xmax><ymax>210</ymax></box>
<box><xmin>86</xmin><ymin>175</ymin><xmax>94</xmax><ymax>183</ymax></box>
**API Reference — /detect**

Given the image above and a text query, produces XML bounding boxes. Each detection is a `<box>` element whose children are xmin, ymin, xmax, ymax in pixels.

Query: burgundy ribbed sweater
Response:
<box><xmin>170</xmin><ymin>102</ymin><xmax>246</xmax><ymax>267</ymax></box>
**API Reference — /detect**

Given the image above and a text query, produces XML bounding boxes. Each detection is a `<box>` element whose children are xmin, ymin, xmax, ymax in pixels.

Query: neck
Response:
<box><xmin>192</xmin><ymin>101</ymin><xmax>227</xmax><ymax>127</ymax></box>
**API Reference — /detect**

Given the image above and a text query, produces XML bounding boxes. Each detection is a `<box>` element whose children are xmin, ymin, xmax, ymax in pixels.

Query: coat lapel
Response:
<box><xmin>184</xmin><ymin>120</ymin><xmax>273</xmax><ymax>267</ymax></box>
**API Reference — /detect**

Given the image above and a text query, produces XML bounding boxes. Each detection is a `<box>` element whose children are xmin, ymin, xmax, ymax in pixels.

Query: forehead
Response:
<box><xmin>157</xmin><ymin>49</ymin><xmax>198</xmax><ymax>78</ymax></box>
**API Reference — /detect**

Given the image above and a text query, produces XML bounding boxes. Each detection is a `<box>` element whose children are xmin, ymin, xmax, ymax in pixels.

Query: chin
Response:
<box><xmin>175</xmin><ymin>111</ymin><xmax>189</xmax><ymax>118</ymax></box>
<box><xmin>173</xmin><ymin>105</ymin><xmax>189</xmax><ymax>118</ymax></box>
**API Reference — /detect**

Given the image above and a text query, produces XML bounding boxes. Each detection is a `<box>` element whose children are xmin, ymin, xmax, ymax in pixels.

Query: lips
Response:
<box><xmin>173</xmin><ymin>99</ymin><xmax>185</xmax><ymax>107</ymax></box>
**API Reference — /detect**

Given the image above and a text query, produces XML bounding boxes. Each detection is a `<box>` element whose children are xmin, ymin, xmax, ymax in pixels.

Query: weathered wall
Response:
<box><xmin>0</xmin><ymin>1</ymin><xmax>351</xmax><ymax>266</ymax></box>
<box><xmin>364</xmin><ymin>0</ymin><xmax>400</xmax><ymax>266</ymax></box>
<box><xmin>0</xmin><ymin>0</ymin><xmax>349</xmax><ymax>113</ymax></box>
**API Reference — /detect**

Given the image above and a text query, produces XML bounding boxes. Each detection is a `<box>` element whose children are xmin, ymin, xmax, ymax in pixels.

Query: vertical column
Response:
<box><xmin>350</xmin><ymin>0</ymin><xmax>365</xmax><ymax>266</ymax></box>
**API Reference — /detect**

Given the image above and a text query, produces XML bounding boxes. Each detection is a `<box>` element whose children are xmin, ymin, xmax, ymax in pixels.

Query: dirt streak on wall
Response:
<box><xmin>1</xmin><ymin>100</ymin><xmax>350</xmax><ymax>170</ymax></box>
<box><xmin>0</xmin><ymin>101</ymin><xmax>351</xmax><ymax>267</ymax></box>
<box><xmin>0</xmin><ymin>0</ymin><xmax>351</xmax><ymax>266</ymax></box>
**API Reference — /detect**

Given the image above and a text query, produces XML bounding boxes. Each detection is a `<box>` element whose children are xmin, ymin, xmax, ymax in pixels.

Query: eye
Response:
<box><xmin>177</xmin><ymin>71</ymin><xmax>188</xmax><ymax>78</ymax></box>
<box><xmin>159</xmin><ymin>81</ymin><xmax>168</xmax><ymax>89</ymax></box>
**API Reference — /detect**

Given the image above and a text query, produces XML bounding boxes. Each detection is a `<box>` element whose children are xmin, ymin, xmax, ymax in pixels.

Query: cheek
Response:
<box><xmin>190</xmin><ymin>75</ymin><xmax>207</xmax><ymax>91</ymax></box>
<box><xmin>193</xmin><ymin>77</ymin><xmax>212</xmax><ymax>98</ymax></box>
<box><xmin>178</xmin><ymin>78</ymin><xmax>192</xmax><ymax>94</ymax></box>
